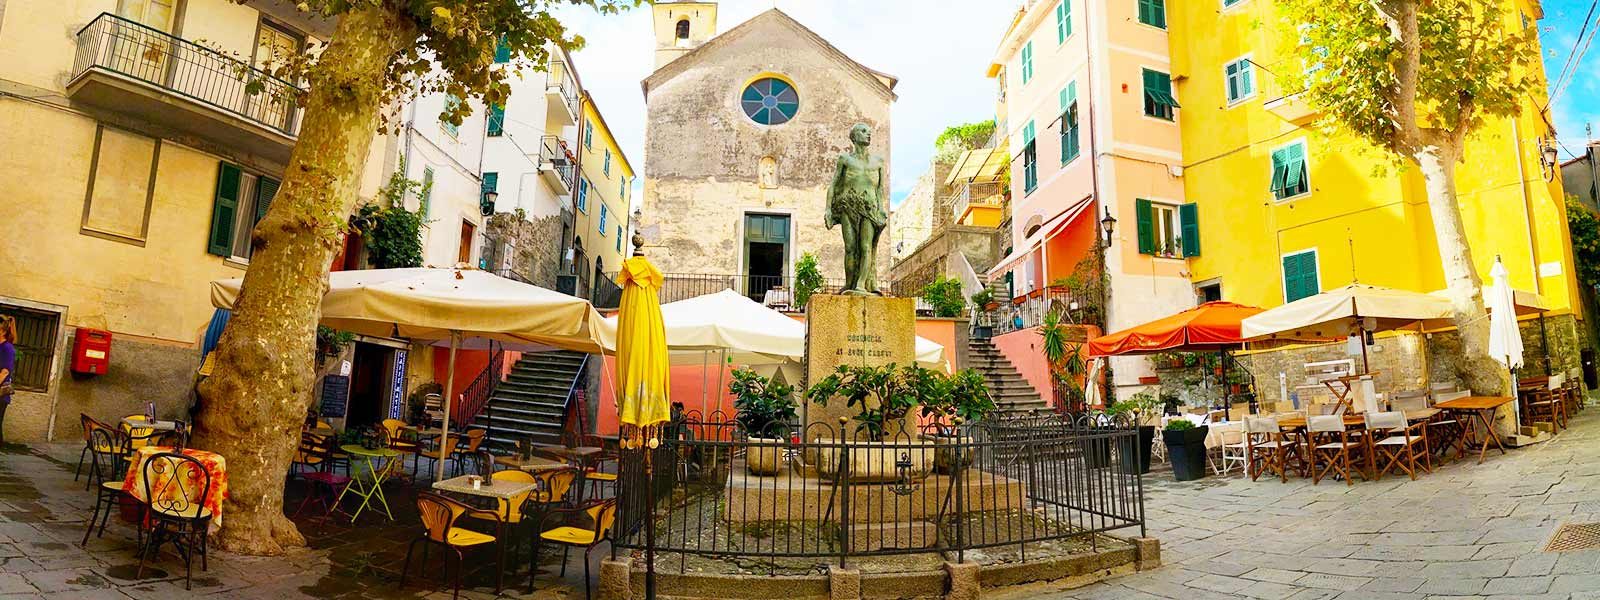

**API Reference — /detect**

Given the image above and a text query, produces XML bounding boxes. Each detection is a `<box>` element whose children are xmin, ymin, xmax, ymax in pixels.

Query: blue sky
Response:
<box><xmin>554</xmin><ymin>1</ymin><xmax>1013</xmax><ymax>207</ymax></box>
<box><xmin>1542</xmin><ymin>0</ymin><xmax>1600</xmax><ymax>159</ymax></box>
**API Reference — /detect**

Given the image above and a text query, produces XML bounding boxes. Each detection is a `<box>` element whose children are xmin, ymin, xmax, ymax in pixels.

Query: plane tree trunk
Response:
<box><xmin>1414</xmin><ymin>144</ymin><xmax>1505</xmax><ymax>396</ymax></box>
<box><xmin>191</xmin><ymin>4</ymin><xmax>418</xmax><ymax>556</ymax></box>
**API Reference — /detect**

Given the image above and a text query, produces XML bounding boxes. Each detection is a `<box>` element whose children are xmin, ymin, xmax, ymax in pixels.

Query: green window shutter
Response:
<box><xmin>604</xmin><ymin>150</ymin><xmax>611</xmax><ymax>176</ymax></box>
<box><xmin>1270</xmin><ymin>147</ymin><xmax>1288</xmax><ymax>195</ymax></box>
<box><xmin>1056</xmin><ymin>2</ymin><xmax>1072</xmax><ymax>43</ymax></box>
<box><xmin>1060</xmin><ymin>82</ymin><xmax>1079</xmax><ymax>164</ymax></box>
<box><xmin>600</xmin><ymin>205</ymin><xmax>608</xmax><ymax>232</ymax></box>
<box><xmin>494</xmin><ymin>38</ymin><xmax>511</xmax><ymax>63</ymax></box>
<box><xmin>1283</xmin><ymin>252</ymin><xmax>1318</xmax><ymax>302</ymax></box>
<box><xmin>1135</xmin><ymin>198</ymin><xmax>1154</xmax><ymax>254</ymax></box>
<box><xmin>206</xmin><ymin>163</ymin><xmax>242</xmax><ymax>256</ymax></box>
<box><xmin>255</xmin><ymin>176</ymin><xmax>280</xmax><ymax>224</ymax></box>
<box><xmin>441</xmin><ymin>95</ymin><xmax>461</xmax><ymax>137</ymax></box>
<box><xmin>1021</xmin><ymin>42</ymin><xmax>1033</xmax><ymax>84</ymax></box>
<box><xmin>421</xmin><ymin>167</ymin><xmax>434</xmax><ymax>217</ymax></box>
<box><xmin>1022</xmin><ymin>120</ymin><xmax>1036</xmax><ymax>144</ymax></box>
<box><xmin>1139</xmin><ymin>0</ymin><xmax>1166</xmax><ymax>28</ymax></box>
<box><xmin>481</xmin><ymin>172</ymin><xmax>498</xmax><ymax>195</ymax></box>
<box><xmin>616</xmin><ymin>227</ymin><xmax>623</xmax><ymax>253</ymax></box>
<box><xmin>487</xmin><ymin>103</ymin><xmax>505</xmax><ymax>136</ymax></box>
<box><xmin>1284</xmin><ymin>142</ymin><xmax>1307</xmax><ymax>193</ymax></box>
<box><xmin>1179</xmin><ymin>202</ymin><xmax>1199</xmax><ymax>257</ymax></box>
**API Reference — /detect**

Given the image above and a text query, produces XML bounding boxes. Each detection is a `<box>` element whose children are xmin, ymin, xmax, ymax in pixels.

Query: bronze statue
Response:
<box><xmin>825</xmin><ymin>123</ymin><xmax>888</xmax><ymax>295</ymax></box>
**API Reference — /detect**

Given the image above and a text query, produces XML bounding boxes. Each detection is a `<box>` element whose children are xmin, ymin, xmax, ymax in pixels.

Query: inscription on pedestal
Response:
<box><xmin>804</xmin><ymin>294</ymin><xmax>916</xmax><ymax>439</ymax></box>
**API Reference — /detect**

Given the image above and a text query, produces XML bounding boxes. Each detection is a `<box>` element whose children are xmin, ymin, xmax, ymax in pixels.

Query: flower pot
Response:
<box><xmin>815</xmin><ymin>440</ymin><xmax>933</xmax><ymax>483</ymax></box>
<box><xmin>746</xmin><ymin>437</ymin><xmax>785</xmax><ymax>475</ymax></box>
<box><xmin>1137</xmin><ymin>375</ymin><xmax>1161</xmax><ymax>385</ymax></box>
<box><xmin>1082</xmin><ymin>430</ymin><xmax>1115</xmax><ymax>469</ymax></box>
<box><xmin>1117</xmin><ymin>425</ymin><xmax>1156</xmax><ymax>475</ymax></box>
<box><xmin>919</xmin><ymin>434</ymin><xmax>973</xmax><ymax>474</ymax></box>
<box><xmin>984</xmin><ymin>301</ymin><xmax>1001</xmax><ymax>311</ymax></box>
<box><xmin>1163</xmin><ymin>425</ymin><xmax>1210</xmax><ymax>481</ymax></box>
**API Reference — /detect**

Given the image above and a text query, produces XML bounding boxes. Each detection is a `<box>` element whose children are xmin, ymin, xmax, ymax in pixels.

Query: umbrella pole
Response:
<box><xmin>645</xmin><ymin>445</ymin><xmax>657</xmax><ymax>600</ymax></box>
<box><xmin>1359</xmin><ymin>325</ymin><xmax>1371</xmax><ymax>374</ymax></box>
<box><xmin>715</xmin><ymin>349</ymin><xmax>728</xmax><ymax>417</ymax></box>
<box><xmin>702</xmin><ymin>350</ymin><xmax>709</xmax><ymax>417</ymax></box>
<box><xmin>1219</xmin><ymin>350</ymin><xmax>1229</xmax><ymax>422</ymax></box>
<box><xmin>437</xmin><ymin>330</ymin><xmax>460</xmax><ymax>482</ymax></box>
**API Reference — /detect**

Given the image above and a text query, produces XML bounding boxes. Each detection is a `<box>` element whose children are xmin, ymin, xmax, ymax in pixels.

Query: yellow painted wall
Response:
<box><xmin>961</xmin><ymin>205</ymin><xmax>1003</xmax><ymax>228</ymax></box>
<box><xmin>1171</xmin><ymin>0</ymin><xmax>1577</xmax><ymax>315</ymax></box>
<box><xmin>577</xmin><ymin>97</ymin><xmax>636</xmax><ymax>273</ymax></box>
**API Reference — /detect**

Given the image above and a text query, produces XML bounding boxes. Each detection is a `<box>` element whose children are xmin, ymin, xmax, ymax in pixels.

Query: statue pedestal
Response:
<box><xmin>803</xmin><ymin>294</ymin><xmax>917</xmax><ymax>439</ymax></box>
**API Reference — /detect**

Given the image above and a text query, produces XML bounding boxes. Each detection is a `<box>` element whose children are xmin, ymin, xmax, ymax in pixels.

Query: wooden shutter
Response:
<box><xmin>1056</xmin><ymin>1</ymin><xmax>1071</xmax><ymax>42</ymax></box>
<box><xmin>494</xmin><ymin>38</ymin><xmax>510</xmax><ymax>63</ymax></box>
<box><xmin>255</xmin><ymin>176</ymin><xmax>280</xmax><ymax>224</ymax></box>
<box><xmin>1270</xmin><ymin>147</ymin><xmax>1288</xmax><ymax>195</ymax></box>
<box><xmin>1180</xmin><ymin>203</ymin><xmax>1199</xmax><ymax>257</ymax></box>
<box><xmin>206</xmin><ymin>162</ymin><xmax>242</xmax><ymax>256</ymax></box>
<box><xmin>1283</xmin><ymin>252</ymin><xmax>1318</xmax><ymax>302</ymax></box>
<box><xmin>1135</xmin><ymin>198</ymin><xmax>1154</xmax><ymax>255</ymax></box>
<box><xmin>487</xmin><ymin>103</ymin><xmax>505</xmax><ymax>136</ymax></box>
<box><xmin>1284</xmin><ymin>143</ymin><xmax>1306</xmax><ymax>192</ymax></box>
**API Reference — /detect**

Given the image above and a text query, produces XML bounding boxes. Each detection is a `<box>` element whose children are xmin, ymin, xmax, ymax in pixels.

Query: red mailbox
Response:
<box><xmin>72</xmin><ymin>328</ymin><xmax>112</xmax><ymax>374</ymax></box>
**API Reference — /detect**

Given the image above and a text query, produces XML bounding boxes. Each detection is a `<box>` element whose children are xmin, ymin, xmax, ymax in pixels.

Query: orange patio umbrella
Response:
<box><xmin>1087</xmin><ymin>301</ymin><xmax>1264</xmax><ymax>357</ymax></box>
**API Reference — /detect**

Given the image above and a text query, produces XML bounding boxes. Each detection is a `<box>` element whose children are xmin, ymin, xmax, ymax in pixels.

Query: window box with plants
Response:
<box><xmin>1162</xmin><ymin>419</ymin><xmax>1209</xmax><ymax>481</ymax></box>
<box><xmin>730</xmin><ymin>367</ymin><xmax>797</xmax><ymax>476</ymax></box>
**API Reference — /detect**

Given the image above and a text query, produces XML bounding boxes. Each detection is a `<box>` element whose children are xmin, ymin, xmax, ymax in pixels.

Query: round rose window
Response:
<box><xmin>740</xmin><ymin>77</ymin><xmax>799</xmax><ymax>125</ymax></box>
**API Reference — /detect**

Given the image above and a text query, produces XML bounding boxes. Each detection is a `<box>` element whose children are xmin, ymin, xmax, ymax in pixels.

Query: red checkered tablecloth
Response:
<box><xmin>121</xmin><ymin>446</ymin><xmax>229</xmax><ymax>530</ymax></box>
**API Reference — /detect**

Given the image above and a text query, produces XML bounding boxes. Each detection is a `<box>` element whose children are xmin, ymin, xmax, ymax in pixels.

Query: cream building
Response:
<box><xmin>638</xmin><ymin>2</ymin><xmax>896</xmax><ymax>301</ymax></box>
<box><xmin>889</xmin><ymin>169</ymin><xmax>938</xmax><ymax>264</ymax></box>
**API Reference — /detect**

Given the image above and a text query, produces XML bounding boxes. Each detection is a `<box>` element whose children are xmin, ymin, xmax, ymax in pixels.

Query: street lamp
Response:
<box><xmin>479</xmin><ymin>190</ymin><xmax>499</xmax><ymax>216</ymax></box>
<box><xmin>1540</xmin><ymin>138</ymin><xmax>1560</xmax><ymax>181</ymax></box>
<box><xmin>1100</xmin><ymin>207</ymin><xmax>1117</xmax><ymax>244</ymax></box>
<box><xmin>1095</xmin><ymin>205</ymin><xmax>1116</xmax><ymax>409</ymax></box>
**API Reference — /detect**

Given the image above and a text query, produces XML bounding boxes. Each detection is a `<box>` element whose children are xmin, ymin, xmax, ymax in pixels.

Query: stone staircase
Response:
<box><xmin>966</xmin><ymin>338</ymin><xmax>1050</xmax><ymax>414</ymax></box>
<box><xmin>474</xmin><ymin>350</ymin><xmax>588</xmax><ymax>452</ymax></box>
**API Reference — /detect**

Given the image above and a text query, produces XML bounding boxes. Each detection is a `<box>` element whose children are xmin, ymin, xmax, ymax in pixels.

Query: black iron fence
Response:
<box><xmin>593</xmin><ymin>272</ymin><xmax>849</xmax><ymax>309</ymax></box>
<box><xmin>614</xmin><ymin>412</ymin><xmax>1145</xmax><ymax>573</ymax></box>
<box><xmin>73</xmin><ymin>13</ymin><xmax>303</xmax><ymax>136</ymax></box>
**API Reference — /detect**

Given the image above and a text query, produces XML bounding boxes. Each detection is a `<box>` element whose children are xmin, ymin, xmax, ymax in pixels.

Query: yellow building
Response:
<box><xmin>574</xmin><ymin>92</ymin><xmax>637</xmax><ymax>293</ymax></box>
<box><xmin>1169</xmin><ymin>0</ymin><xmax>1581</xmax><ymax>388</ymax></box>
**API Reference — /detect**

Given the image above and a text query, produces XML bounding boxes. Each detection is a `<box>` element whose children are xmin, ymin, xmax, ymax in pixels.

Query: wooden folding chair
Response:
<box><xmin>1366</xmin><ymin>410</ymin><xmax>1430</xmax><ymax>480</ymax></box>
<box><xmin>1308</xmin><ymin>415</ymin><xmax>1363</xmax><ymax>486</ymax></box>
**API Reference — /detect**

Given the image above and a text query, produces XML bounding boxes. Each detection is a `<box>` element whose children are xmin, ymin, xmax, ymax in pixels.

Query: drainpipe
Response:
<box><xmin>1510</xmin><ymin>115</ymin><xmax>1541</xmax><ymax>296</ymax></box>
<box><xmin>1081</xmin><ymin>0</ymin><xmax>1112</xmax><ymax>402</ymax></box>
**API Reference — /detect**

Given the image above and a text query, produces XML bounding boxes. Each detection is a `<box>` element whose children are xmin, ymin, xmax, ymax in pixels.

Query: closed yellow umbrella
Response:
<box><xmin>615</xmin><ymin>253</ymin><xmax>670</xmax><ymax>450</ymax></box>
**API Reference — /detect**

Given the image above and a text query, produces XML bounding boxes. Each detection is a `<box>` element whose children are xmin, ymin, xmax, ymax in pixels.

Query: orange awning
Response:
<box><xmin>986</xmin><ymin>197</ymin><xmax>1094</xmax><ymax>279</ymax></box>
<box><xmin>1088</xmin><ymin>301</ymin><xmax>1264</xmax><ymax>357</ymax></box>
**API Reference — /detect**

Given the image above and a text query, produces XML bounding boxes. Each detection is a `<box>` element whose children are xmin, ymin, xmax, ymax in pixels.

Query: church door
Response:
<box><xmin>743</xmin><ymin>213</ymin><xmax>789</xmax><ymax>303</ymax></box>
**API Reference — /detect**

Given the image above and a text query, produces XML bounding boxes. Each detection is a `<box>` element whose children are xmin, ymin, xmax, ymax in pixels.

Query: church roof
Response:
<box><xmin>642</xmin><ymin>8</ymin><xmax>898</xmax><ymax>101</ymax></box>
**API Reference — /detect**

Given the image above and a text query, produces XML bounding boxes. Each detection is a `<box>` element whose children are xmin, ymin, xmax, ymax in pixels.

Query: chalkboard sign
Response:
<box><xmin>319</xmin><ymin>375</ymin><xmax>350</xmax><ymax>418</ymax></box>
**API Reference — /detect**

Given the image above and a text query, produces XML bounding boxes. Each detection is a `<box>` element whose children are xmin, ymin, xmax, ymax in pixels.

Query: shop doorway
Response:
<box><xmin>743</xmin><ymin>213</ymin><xmax>789</xmax><ymax>302</ymax></box>
<box><xmin>346</xmin><ymin>342</ymin><xmax>394</xmax><ymax>430</ymax></box>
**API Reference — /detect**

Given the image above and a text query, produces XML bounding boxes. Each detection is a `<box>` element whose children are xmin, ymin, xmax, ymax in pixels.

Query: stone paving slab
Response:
<box><xmin>1001</xmin><ymin>406</ymin><xmax>1600</xmax><ymax>600</ymax></box>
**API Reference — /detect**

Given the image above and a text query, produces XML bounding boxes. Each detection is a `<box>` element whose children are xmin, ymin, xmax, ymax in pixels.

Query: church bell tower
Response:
<box><xmin>652</xmin><ymin>1</ymin><xmax>718</xmax><ymax>69</ymax></box>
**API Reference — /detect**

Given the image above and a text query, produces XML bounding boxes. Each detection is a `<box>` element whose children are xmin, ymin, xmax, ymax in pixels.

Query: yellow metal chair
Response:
<box><xmin>533</xmin><ymin>499</ymin><xmax>617</xmax><ymax>600</ymax></box>
<box><xmin>448</xmin><ymin>429</ymin><xmax>488</xmax><ymax>477</ymax></box>
<box><xmin>400</xmin><ymin>492</ymin><xmax>504</xmax><ymax>599</ymax></box>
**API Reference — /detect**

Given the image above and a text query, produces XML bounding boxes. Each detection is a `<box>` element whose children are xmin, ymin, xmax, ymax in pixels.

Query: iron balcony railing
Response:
<box><xmin>539</xmin><ymin>134</ymin><xmax>577</xmax><ymax>190</ymax></box>
<box><xmin>72</xmin><ymin>12</ymin><xmax>304</xmax><ymax>136</ymax></box>
<box><xmin>546</xmin><ymin>59</ymin><xmax>580</xmax><ymax>119</ymax></box>
<box><xmin>592</xmin><ymin>272</ymin><xmax>848</xmax><ymax>310</ymax></box>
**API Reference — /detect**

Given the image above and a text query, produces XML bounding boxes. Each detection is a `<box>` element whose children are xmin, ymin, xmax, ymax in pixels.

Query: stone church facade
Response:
<box><xmin>639</xmin><ymin>3</ymin><xmax>896</xmax><ymax>299</ymax></box>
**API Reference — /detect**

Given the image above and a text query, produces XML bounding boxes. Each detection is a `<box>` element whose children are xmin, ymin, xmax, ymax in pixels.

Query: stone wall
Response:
<box><xmin>45</xmin><ymin>330</ymin><xmax>200</xmax><ymax>442</ymax></box>
<box><xmin>484</xmin><ymin>210</ymin><xmax>564</xmax><ymax>288</ymax></box>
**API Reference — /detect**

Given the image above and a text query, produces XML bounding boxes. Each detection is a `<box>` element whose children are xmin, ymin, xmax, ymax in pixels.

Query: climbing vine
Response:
<box><xmin>1568</xmin><ymin>196</ymin><xmax>1600</xmax><ymax>293</ymax></box>
<box><xmin>350</xmin><ymin>169</ymin><xmax>429</xmax><ymax>269</ymax></box>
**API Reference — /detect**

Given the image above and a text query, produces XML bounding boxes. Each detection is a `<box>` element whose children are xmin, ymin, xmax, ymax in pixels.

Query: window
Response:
<box><xmin>1021</xmin><ymin>121</ymin><xmax>1038</xmax><ymax>194</ymax></box>
<box><xmin>1134</xmin><ymin>199</ymin><xmax>1199</xmax><ymax>257</ymax></box>
<box><xmin>441</xmin><ymin>94</ymin><xmax>462</xmax><ymax>137</ymax></box>
<box><xmin>620</xmin><ymin>177</ymin><xmax>627</xmax><ymax>200</ymax></box>
<box><xmin>1282</xmin><ymin>250</ymin><xmax>1319</xmax><ymax>302</ymax></box>
<box><xmin>616</xmin><ymin>226</ymin><xmax>624</xmax><ymax>253</ymax></box>
<box><xmin>420</xmin><ymin>167</ymin><xmax>434</xmax><ymax>218</ymax></box>
<box><xmin>603</xmin><ymin>149</ymin><xmax>611</xmax><ymax>176</ymax></box>
<box><xmin>584</xmin><ymin>120</ymin><xmax>593</xmax><ymax>149</ymax></box>
<box><xmin>1020</xmin><ymin>42</ymin><xmax>1034</xmax><ymax>84</ymax></box>
<box><xmin>1142</xmin><ymin>68</ymin><xmax>1178</xmax><ymax>120</ymax></box>
<box><xmin>740</xmin><ymin>77</ymin><xmax>800</xmax><ymax>125</ymax></box>
<box><xmin>1222</xmin><ymin>0</ymin><xmax>1244</xmax><ymax>7</ymax></box>
<box><xmin>0</xmin><ymin>304</ymin><xmax>59</xmax><ymax>392</ymax></box>
<box><xmin>1056</xmin><ymin>1</ymin><xmax>1072</xmax><ymax>43</ymax></box>
<box><xmin>599</xmin><ymin>204</ymin><xmax>609</xmax><ymax>232</ymax></box>
<box><xmin>1224</xmin><ymin>58</ymin><xmax>1254</xmax><ymax>104</ymax></box>
<box><xmin>1137</xmin><ymin>0</ymin><xmax>1166</xmax><ymax>28</ymax></box>
<box><xmin>206</xmin><ymin>162</ymin><xmax>280</xmax><ymax>261</ymax></box>
<box><xmin>1298</xmin><ymin>24</ymin><xmax>1328</xmax><ymax>77</ymax></box>
<box><xmin>577</xmin><ymin>177</ymin><xmax>588</xmax><ymax>213</ymax></box>
<box><xmin>676</xmin><ymin>19</ymin><xmax>690</xmax><ymax>40</ymax></box>
<box><xmin>1270</xmin><ymin>140</ymin><xmax>1310</xmax><ymax>200</ymax></box>
<box><xmin>493</xmin><ymin>37</ymin><xmax>511</xmax><ymax>63</ymax></box>
<box><xmin>486</xmin><ymin>103</ymin><xmax>505</xmax><ymax>137</ymax></box>
<box><xmin>481</xmin><ymin>172</ymin><xmax>498</xmax><ymax>199</ymax></box>
<box><xmin>1059</xmin><ymin>82</ymin><xmax>1080</xmax><ymax>164</ymax></box>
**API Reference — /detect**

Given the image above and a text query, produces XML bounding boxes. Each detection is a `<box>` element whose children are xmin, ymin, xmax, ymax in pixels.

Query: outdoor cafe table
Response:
<box><xmin>432</xmin><ymin>474</ymin><xmax>539</xmax><ymax>591</ymax></box>
<box><xmin>121</xmin><ymin>446</ymin><xmax>228</xmax><ymax>532</ymax></box>
<box><xmin>121</xmin><ymin>417</ymin><xmax>183</xmax><ymax>432</ymax></box>
<box><xmin>1432</xmin><ymin>396</ymin><xmax>1515</xmax><ymax>464</ymax></box>
<box><xmin>493</xmin><ymin>454</ymin><xmax>568</xmax><ymax>473</ymax></box>
<box><xmin>335</xmin><ymin>444</ymin><xmax>401</xmax><ymax>522</ymax></box>
<box><xmin>531</xmin><ymin>443</ymin><xmax>603</xmax><ymax>463</ymax></box>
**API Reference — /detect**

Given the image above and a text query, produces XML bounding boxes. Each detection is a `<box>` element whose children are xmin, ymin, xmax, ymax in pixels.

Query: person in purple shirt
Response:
<box><xmin>0</xmin><ymin>315</ymin><xmax>15</xmax><ymax>445</ymax></box>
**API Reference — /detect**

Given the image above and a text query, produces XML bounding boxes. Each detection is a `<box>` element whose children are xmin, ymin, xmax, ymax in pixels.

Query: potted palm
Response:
<box><xmin>1104</xmin><ymin>391</ymin><xmax>1161</xmax><ymax>474</ymax></box>
<box><xmin>730</xmin><ymin>368</ymin><xmax>796</xmax><ymax>475</ymax></box>
<box><xmin>806</xmin><ymin>364</ymin><xmax>933</xmax><ymax>482</ymax></box>
<box><xmin>1162</xmin><ymin>419</ymin><xmax>1210</xmax><ymax>481</ymax></box>
<box><xmin>917</xmin><ymin>368</ymin><xmax>995</xmax><ymax>474</ymax></box>
<box><xmin>1040</xmin><ymin>311</ymin><xmax>1087</xmax><ymax>413</ymax></box>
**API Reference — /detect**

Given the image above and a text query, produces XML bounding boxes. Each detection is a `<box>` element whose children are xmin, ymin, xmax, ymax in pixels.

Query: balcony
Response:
<box><xmin>1264</xmin><ymin>92</ymin><xmax>1317</xmax><ymax>124</ymax></box>
<box><xmin>1261</xmin><ymin>62</ymin><xmax>1319</xmax><ymax>125</ymax></box>
<box><xmin>539</xmin><ymin>135</ymin><xmax>576</xmax><ymax>195</ymax></box>
<box><xmin>545</xmin><ymin>59</ymin><xmax>579</xmax><ymax>126</ymax></box>
<box><xmin>949</xmin><ymin>182</ymin><xmax>1005</xmax><ymax>224</ymax></box>
<box><xmin>68</xmin><ymin>13</ymin><xmax>304</xmax><ymax>164</ymax></box>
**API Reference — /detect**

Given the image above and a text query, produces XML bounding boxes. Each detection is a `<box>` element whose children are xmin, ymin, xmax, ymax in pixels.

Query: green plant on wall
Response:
<box><xmin>351</xmin><ymin>168</ymin><xmax>429</xmax><ymax>269</ymax></box>
<box><xmin>314</xmin><ymin>326</ymin><xmax>355</xmax><ymax>366</ymax></box>
<box><xmin>729</xmin><ymin>368</ymin><xmax>797</xmax><ymax>438</ymax></box>
<box><xmin>1569</xmin><ymin>195</ymin><xmax>1600</xmax><ymax>293</ymax></box>
<box><xmin>921</xmin><ymin>276</ymin><xmax>966</xmax><ymax>318</ymax></box>
<box><xmin>793</xmin><ymin>253</ymin><xmax>824</xmax><ymax>310</ymax></box>
<box><xmin>1040</xmin><ymin>310</ymin><xmax>1087</xmax><ymax>412</ymax></box>
<box><xmin>969</xmin><ymin>288</ymin><xmax>995</xmax><ymax>310</ymax></box>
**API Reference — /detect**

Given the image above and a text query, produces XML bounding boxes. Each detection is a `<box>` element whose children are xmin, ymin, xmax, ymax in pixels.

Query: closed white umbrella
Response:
<box><xmin>1487</xmin><ymin>257</ymin><xmax>1524</xmax><ymax>433</ymax></box>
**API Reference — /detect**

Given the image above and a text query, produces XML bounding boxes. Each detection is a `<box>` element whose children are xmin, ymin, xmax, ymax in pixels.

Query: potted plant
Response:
<box><xmin>1162</xmin><ymin>419</ymin><xmax>1210</xmax><ymax>481</ymax></box>
<box><xmin>1041</xmin><ymin>311</ymin><xmax>1088</xmax><ymax>413</ymax></box>
<box><xmin>730</xmin><ymin>368</ymin><xmax>796</xmax><ymax>475</ymax></box>
<box><xmin>806</xmin><ymin>364</ymin><xmax>933</xmax><ymax>482</ymax></box>
<box><xmin>917</xmin><ymin>368</ymin><xmax>995</xmax><ymax>473</ymax></box>
<box><xmin>970</xmin><ymin>288</ymin><xmax>998</xmax><ymax>312</ymax></box>
<box><xmin>1104</xmin><ymin>391</ymin><xmax>1161</xmax><ymax>474</ymax></box>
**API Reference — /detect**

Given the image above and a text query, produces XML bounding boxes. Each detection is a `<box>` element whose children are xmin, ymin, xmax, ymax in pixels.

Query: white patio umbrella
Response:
<box><xmin>212</xmin><ymin>267</ymin><xmax>609</xmax><ymax>480</ymax></box>
<box><xmin>1487</xmin><ymin>257</ymin><xmax>1524</xmax><ymax>432</ymax></box>
<box><xmin>1241</xmin><ymin>283</ymin><xmax>1454</xmax><ymax>372</ymax></box>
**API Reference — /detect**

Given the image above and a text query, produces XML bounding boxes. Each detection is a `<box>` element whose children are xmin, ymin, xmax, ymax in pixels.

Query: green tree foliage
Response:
<box><xmin>934</xmin><ymin>119</ymin><xmax>996</xmax><ymax>163</ymax></box>
<box><xmin>729</xmin><ymin>368</ymin><xmax>796</xmax><ymax>439</ymax></box>
<box><xmin>920</xmin><ymin>276</ymin><xmax>966</xmax><ymax>318</ymax></box>
<box><xmin>1278</xmin><ymin>0</ymin><xmax>1540</xmax><ymax>394</ymax></box>
<box><xmin>1568</xmin><ymin>196</ymin><xmax>1600</xmax><ymax>293</ymax></box>
<box><xmin>350</xmin><ymin>170</ymin><xmax>429</xmax><ymax>268</ymax></box>
<box><xmin>793</xmin><ymin>252</ymin><xmax>824</xmax><ymax>310</ymax></box>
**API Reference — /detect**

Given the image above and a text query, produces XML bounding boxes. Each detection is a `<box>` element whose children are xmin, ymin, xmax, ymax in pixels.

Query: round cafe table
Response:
<box><xmin>120</xmin><ymin>446</ymin><xmax>229</xmax><ymax>532</ymax></box>
<box><xmin>335</xmin><ymin>444</ymin><xmax>401</xmax><ymax>522</ymax></box>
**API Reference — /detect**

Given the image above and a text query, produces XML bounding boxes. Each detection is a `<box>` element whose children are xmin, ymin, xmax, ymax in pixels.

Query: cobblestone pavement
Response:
<box><xmin>1013</xmin><ymin>409</ymin><xmax>1600</xmax><ymax>600</ymax></box>
<box><xmin>0</xmin><ymin>442</ymin><xmax>588</xmax><ymax>599</ymax></box>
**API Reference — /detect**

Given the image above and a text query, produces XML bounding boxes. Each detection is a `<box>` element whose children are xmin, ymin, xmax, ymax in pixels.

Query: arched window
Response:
<box><xmin>675</xmin><ymin>19</ymin><xmax>691</xmax><ymax>40</ymax></box>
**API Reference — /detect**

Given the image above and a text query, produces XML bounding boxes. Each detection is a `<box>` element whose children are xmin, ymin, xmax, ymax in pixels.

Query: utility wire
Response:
<box><xmin>1551</xmin><ymin>0</ymin><xmax>1600</xmax><ymax>107</ymax></box>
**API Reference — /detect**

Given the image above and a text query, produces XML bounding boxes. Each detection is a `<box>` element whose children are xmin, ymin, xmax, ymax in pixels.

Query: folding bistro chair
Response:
<box><xmin>1366</xmin><ymin>410</ymin><xmax>1430</xmax><ymax>480</ymax></box>
<box><xmin>1212</xmin><ymin>422</ymin><xmax>1246</xmax><ymax>476</ymax></box>
<box><xmin>1308</xmin><ymin>415</ymin><xmax>1364</xmax><ymax>486</ymax></box>
<box><xmin>1244</xmin><ymin>416</ymin><xmax>1289</xmax><ymax>482</ymax></box>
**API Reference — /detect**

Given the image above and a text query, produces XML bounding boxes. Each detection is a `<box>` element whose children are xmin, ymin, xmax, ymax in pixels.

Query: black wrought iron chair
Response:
<box><xmin>82</xmin><ymin>427</ymin><xmax>129</xmax><ymax>546</ymax></box>
<box><xmin>136</xmin><ymin>451</ymin><xmax>213</xmax><ymax>590</ymax></box>
<box><xmin>81</xmin><ymin>418</ymin><xmax>126</xmax><ymax>491</ymax></box>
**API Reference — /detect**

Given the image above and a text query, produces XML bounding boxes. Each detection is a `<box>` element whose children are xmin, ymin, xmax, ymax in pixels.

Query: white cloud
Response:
<box><xmin>551</xmin><ymin>0</ymin><xmax>1016</xmax><ymax>204</ymax></box>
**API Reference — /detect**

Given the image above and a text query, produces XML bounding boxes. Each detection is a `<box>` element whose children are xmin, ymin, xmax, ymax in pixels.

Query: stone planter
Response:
<box><xmin>746</xmin><ymin>437</ymin><xmax>785</xmax><ymax>475</ymax></box>
<box><xmin>815</xmin><ymin>440</ymin><xmax>934</xmax><ymax>483</ymax></box>
<box><xmin>919</xmin><ymin>434</ymin><xmax>973</xmax><ymax>474</ymax></box>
